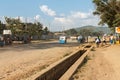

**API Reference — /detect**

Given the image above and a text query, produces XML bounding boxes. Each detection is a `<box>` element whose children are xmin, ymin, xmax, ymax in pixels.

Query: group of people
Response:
<box><xmin>77</xmin><ymin>35</ymin><xmax>85</xmax><ymax>43</ymax></box>
<box><xmin>0</xmin><ymin>35</ymin><xmax>13</xmax><ymax>47</ymax></box>
<box><xmin>0</xmin><ymin>34</ymin><xmax>32</xmax><ymax>47</ymax></box>
<box><xmin>95</xmin><ymin>34</ymin><xmax>116</xmax><ymax>47</ymax></box>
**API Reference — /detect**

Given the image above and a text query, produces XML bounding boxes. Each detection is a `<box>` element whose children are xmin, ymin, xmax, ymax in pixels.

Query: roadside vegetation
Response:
<box><xmin>93</xmin><ymin>0</ymin><xmax>120</xmax><ymax>32</ymax></box>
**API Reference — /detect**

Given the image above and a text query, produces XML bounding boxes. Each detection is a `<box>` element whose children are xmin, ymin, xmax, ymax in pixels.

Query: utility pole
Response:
<box><xmin>48</xmin><ymin>23</ymin><xmax>50</xmax><ymax>32</ymax></box>
<box><xmin>25</xmin><ymin>17</ymin><xmax>28</xmax><ymax>30</ymax></box>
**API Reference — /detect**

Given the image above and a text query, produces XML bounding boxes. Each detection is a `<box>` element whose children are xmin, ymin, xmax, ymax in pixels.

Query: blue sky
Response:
<box><xmin>0</xmin><ymin>0</ymin><xmax>99</xmax><ymax>31</ymax></box>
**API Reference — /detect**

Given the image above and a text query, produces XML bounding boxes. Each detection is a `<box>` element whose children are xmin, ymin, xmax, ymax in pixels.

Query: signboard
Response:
<box><xmin>115</xmin><ymin>27</ymin><xmax>120</xmax><ymax>33</ymax></box>
<box><xmin>3</xmin><ymin>30</ymin><xmax>12</xmax><ymax>35</ymax></box>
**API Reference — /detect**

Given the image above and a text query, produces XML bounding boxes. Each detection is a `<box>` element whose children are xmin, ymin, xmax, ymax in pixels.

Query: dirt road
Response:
<box><xmin>0</xmin><ymin>40</ymin><xmax>80</xmax><ymax>80</ymax></box>
<box><xmin>1</xmin><ymin>39</ymin><xmax>120</xmax><ymax>80</ymax></box>
<box><xmin>73</xmin><ymin>44</ymin><xmax>120</xmax><ymax>80</ymax></box>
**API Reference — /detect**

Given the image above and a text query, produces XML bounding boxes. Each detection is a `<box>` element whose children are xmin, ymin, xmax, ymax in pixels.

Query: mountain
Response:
<box><xmin>75</xmin><ymin>25</ymin><xmax>111</xmax><ymax>34</ymax></box>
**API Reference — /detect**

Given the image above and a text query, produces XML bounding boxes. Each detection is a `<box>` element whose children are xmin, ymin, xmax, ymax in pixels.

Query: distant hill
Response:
<box><xmin>75</xmin><ymin>25</ymin><xmax>111</xmax><ymax>34</ymax></box>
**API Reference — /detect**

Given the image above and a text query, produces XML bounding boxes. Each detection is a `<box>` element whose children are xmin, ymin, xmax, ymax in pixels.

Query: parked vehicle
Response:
<box><xmin>59</xmin><ymin>36</ymin><xmax>67</xmax><ymax>44</ymax></box>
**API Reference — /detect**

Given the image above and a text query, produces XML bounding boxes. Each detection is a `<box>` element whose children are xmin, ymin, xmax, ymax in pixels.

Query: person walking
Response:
<box><xmin>95</xmin><ymin>36</ymin><xmax>101</xmax><ymax>47</ymax></box>
<box><xmin>109</xmin><ymin>34</ymin><xmax>115</xmax><ymax>44</ymax></box>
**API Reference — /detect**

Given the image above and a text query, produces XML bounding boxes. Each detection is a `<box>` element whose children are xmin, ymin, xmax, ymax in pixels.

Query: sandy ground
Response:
<box><xmin>1</xmin><ymin>38</ymin><xmax>120</xmax><ymax>80</ymax></box>
<box><xmin>72</xmin><ymin>44</ymin><xmax>120</xmax><ymax>80</ymax></box>
<box><xmin>0</xmin><ymin>40</ymin><xmax>80</xmax><ymax>80</ymax></box>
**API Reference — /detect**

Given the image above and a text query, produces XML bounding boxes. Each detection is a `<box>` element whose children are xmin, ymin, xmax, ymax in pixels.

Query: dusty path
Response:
<box><xmin>103</xmin><ymin>45</ymin><xmax>120</xmax><ymax>80</ymax></box>
<box><xmin>0</xmin><ymin>40</ymin><xmax>80</xmax><ymax>80</ymax></box>
<box><xmin>73</xmin><ymin>44</ymin><xmax>120</xmax><ymax>80</ymax></box>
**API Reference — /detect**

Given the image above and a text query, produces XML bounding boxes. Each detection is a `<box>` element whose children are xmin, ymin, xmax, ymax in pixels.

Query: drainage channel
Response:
<box><xmin>59</xmin><ymin>44</ymin><xmax>93</xmax><ymax>80</ymax></box>
<box><xmin>29</xmin><ymin>44</ymin><xmax>93</xmax><ymax>80</ymax></box>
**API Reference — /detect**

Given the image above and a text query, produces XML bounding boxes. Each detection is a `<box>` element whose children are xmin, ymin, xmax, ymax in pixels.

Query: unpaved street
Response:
<box><xmin>73</xmin><ymin>44</ymin><xmax>120</xmax><ymax>80</ymax></box>
<box><xmin>1</xmin><ymin>40</ymin><xmax>120</xmax><ymax>80</ymax></box>
<box><xmin>0</xmin><ymin>40</ymin><xmax>80</xmax><ymax>80</ymax></box>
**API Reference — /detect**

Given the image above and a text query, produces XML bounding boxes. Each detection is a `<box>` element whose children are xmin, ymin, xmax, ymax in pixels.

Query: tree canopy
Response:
<box><xmin>65</xmin><ymin>28</ymin><xmax>77</xmax><ymax>36</ymax></box>
<box><xmin>0</xmin><ymin>17</ymin><xmax>50</xmax><ymax>39</ymax></box>
<box><xmin>0</xmin><ymin>21</ymin><xmax>5</xmax><ymax>34</ymax></box>
<box><xmin>93</xmin><ymin>0</ymin><xmax>120</xmax><ymax>32</ymax></box>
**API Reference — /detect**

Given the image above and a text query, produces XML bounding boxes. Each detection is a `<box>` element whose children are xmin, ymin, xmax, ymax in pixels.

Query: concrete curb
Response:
<box><xmin>26</xmin><ymin>45</ymin><xmax>93</xmax><ymax>80</ymax></box>
<box><xmin>59</xmin><ymin>45</ymin><xmax>93</xmax><ymax>80</ymax></box>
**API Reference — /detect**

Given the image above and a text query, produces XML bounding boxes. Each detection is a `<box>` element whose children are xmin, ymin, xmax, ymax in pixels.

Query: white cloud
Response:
<box><xmin>19</xmin><ymin>15</ymin><xmax>40</xmax><ymax>23</ymax></box>
<box><xmin>34</xmin><ymin>15</ymin><xmax>40</xmax><ymax>21</ymax></box>
<box><xmin>40</xmin><ymin>5</ymin><xmax>56</xmax><ymax>16</ymax></box>
<box><xmin>27</xmin><ymin>17</ymin><xmax>33</xmax><ymax>23</ymax></box>
<box><xmin>19</xmin><ymin>16</ymin><xmax>25</xmax><ymax>22</ymax></box>
<box><xmin>59</xmin><ymin>13</ymin><xmax>65</xmax><ymax>17</ymax></box>
<box><xmin>71</xmin><ymin>11</ymin><xmax>90</xmax><ymax>19</ymax></box>
<box><xmin>0</xmin><ymin>16</ymin><xmax>6</xmax><ymax>23</ymax></box>
<box><xmin>51</xmin><ymin>11</ymin><xmax>99</xmax><ymax>31</ymax></box>
<box><xmin>19</xmin><ymin>17</ymin><xmax>34</xmax><ymax>23</ymax></box>
<box><xmin>13</xmin><ymin>16</ymin><xmax>25</xmax><ymax>22</ymax></box>
<box><xmin>54</xmin><ymin>17</ymin><xmax>72</xmax><ymax>23</ymax></box>
<box><xmin>39</xmin><ymin>5</ymin><xmax>99</xmax><ymax>31</ymax></box>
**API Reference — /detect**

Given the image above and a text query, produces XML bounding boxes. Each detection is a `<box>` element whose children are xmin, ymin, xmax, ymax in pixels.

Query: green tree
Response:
<box><xmin>35</xmin><ymin>22</ymin><xmax>43</xmax><ymax>39</ymax></box>
<box><xmin>78</xmin><ymin>29</ymin><xmax>92</xmax><ymax>36</ymax></box>
<box><xmin>43</xmin><ymin>27</ymin><xmax>49</xmax><ymax>35</ymax></box>
<box><xmin>92</xmin><ymin>31</ymin><xmax>104</xmax><ymax>36</ymax></box>
<box><xmin>0</xmin><ymin>21</ymin><xmax>5</xmax><ymax>34</ymax></box>
<box><xmin>4</xmin><ymin>17</ymin><xmax>44</xmax><ymax>38</ymax></box>
<box><xmin>25</xmin><ymin>22</ymin><xmax>43</xmax><ymax>39</ymax></box>
<box><xmin>65</xmin><ymin>28</ymin><xmax>77</xmax><ymax>35</ymax></box>
<box><xmin>93</xmin><ymin>0</ymin><xmax>120</xmax><ymax>32</ymax></box>
<box><xmin>5</xmin><ymin>17</ymin><xmax>23</xmax><ymax>35</ymax></box>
